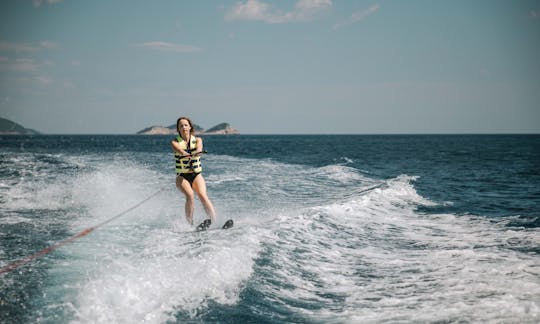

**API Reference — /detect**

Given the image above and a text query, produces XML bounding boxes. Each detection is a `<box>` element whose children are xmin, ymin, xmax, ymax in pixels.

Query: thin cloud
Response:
<box><xmin>0</xmin><ymin>42</ymin><xmax>39</xmax><ymax>52</ymax></box>
<box><xmin>0</xmin><ymin>41</ymin><xmax>58</xmax><ymax>73</ymax></box>
<box><xmin>33</xmin><ymin>76</ymin><xmax>53</xmax><ymax>85</ymax></box>
<box><xmin>334</xmin><ymin>4</ymin><xmax>380</xmax><ymax>30</ymax></box>
<box><xmin>225</xmin><ymin>0</ymin><xmax>332</xmax><ymax>24</ymax></box>
<box><xmin>39</xmin><ymin>41</ymin><xmax>60</xmax><ymax>49</ymax></box>
<box><xmin>0</xmin><ymin>58</ymin><xmax>40</xmax><ymax>72</ymax></box>
<box><xmin>132</xmin><ymin>42</ymin><xmax>202</xmax><ymax>53</ymax></box>
<box><xmin>0</xmin><ymin>41</ymin><xmax>59</xmax><ymax>52</ymax></box>
<box><xmin>0</xmin><ymin>56</ymin><xmax>56</xmax><ymax>74</ymax></box>
<box><xmin>33</xmin><ymin>0</ymin><xmax>63</xmax><ymax>8</ymax></box>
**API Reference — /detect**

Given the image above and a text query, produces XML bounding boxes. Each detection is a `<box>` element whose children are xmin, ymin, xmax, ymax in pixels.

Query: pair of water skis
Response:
<box><xmin>195</xmin><ymin>219</ymin><xmax>234</xmax><ymax>232</ymax></box>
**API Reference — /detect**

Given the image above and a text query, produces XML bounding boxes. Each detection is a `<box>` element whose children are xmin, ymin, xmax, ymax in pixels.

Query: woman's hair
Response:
<box><xmin>176</xmin><ymin>116</ymin><xmax>195</xmax><ymax>135</ymax></box>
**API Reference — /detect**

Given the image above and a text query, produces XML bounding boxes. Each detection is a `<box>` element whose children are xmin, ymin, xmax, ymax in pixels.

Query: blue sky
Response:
<box><xmin>1</xmin><ymin>0</ymin><xmax>539</xmax><ymax>134</ymax></box>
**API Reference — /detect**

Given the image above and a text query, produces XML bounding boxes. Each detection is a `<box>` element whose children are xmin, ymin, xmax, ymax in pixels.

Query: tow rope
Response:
<box><xmin>0</xmin><ymin>186</ymin><xmax>167</xmax><ymax>275</ymax></box>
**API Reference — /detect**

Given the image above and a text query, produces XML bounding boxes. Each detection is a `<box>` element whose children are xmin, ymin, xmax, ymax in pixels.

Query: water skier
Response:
<box><xmin>171</xmin><ymin>116</ymin><xmax>216</xmax><ymax>230</ymax></box>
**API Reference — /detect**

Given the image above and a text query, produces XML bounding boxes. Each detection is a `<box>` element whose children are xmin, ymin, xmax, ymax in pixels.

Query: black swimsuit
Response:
<box><xmin>180</xmin><ymin>172</ymin><xmax>200</xmax><ymax>186</ymax></box>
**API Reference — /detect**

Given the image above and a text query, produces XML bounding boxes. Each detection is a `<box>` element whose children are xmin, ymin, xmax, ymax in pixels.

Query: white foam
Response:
<box><xmin>252</xmin><ymin>175</ymin><xmax>540</xmax><ymax>322</ymax></box>
<box><xmin>66</xmin><ymin>224</ymin><xmax>263</xmax><ymax>323</ymax></box>
<box><xmin>0</xmin><ymin>215</ymin><xmax>32</xmax><ymax>225</ymax></box>
<box><xmin>14</xmin><ymin>154</ymin><xmax>264</xmax><ymax>322</ymax></box>
<box><xmin>2</xmin><ymin>154</ymin><xmax>85</xmax><ymax>211</ymax></box>
<box><xmin>5</xmin><ymin>151</ymin><xmax>538</xmax><ymax>322</ymax></box>
<box><xmin>204</xmin><ymin>154</ymin><xmax>380</xmax><ymax>211</ymax></box>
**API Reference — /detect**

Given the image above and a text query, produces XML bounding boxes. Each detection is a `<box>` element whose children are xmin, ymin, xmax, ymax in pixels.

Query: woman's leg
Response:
<box><xmin>176</xmin><ymin>176</ymin><xmax>195</xmax><ymax>225</ymax></box>
<box><xmin>192</xmin><ymin>175</ymin><xmax>216</xmax><ymax>222</ymax></box>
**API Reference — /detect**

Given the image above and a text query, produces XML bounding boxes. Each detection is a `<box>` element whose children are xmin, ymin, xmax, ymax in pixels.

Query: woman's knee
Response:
<box><xmin>196</xmin><ymin>195</ymin><xmax>208</xmax><ymax>206</ymax></box>
<box><xmin>184</xmin><ymin>191</ymin><xmax>195</xmax><ymax>202</ymax></box>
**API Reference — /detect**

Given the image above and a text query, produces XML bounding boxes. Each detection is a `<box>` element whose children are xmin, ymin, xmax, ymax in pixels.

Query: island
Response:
<box><xmin>136</xmin><ymin>122</ymin><xmax>238</xmax><ymax>135</ymax></box>
<box><xmin>0</xmin><ymin>117</ymin><xmax>40</xmax><ymax>135</ymax></box>
<box><xmin>0</xmin><ymin>117</ymin><xmax>239</xmax><ymax>135</ymax></box>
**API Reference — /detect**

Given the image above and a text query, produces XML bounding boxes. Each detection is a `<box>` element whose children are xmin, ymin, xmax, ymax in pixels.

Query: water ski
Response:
<box><xmin>222</xmin><ymin>219</ymin><xmax>234</xmax><ymax>229</ymax></box>
<box><xmin>196</xmin><ymin>219</ymin><xmax>212</xmax><ymax>231</ymax></box>
<box><xmin>195</xmin><ymin>219</ymin><xmax>234</xmax><ymax>231</ymax></box>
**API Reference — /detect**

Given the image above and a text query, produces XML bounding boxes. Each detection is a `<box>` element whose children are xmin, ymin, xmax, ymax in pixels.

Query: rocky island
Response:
<box><xmin>0</xmin><ymin>117</ymin><xmax>238</xmax><ymax>135</ymax></box>
<box><xmin>137</xmin><ymin>122</ymin><xmax>238</xmax><ymax>135</ymax></box>
<box><xmin>0</xmin><ymin>117</ymin><xmax>40</xmax><ymax>135</ymax></box>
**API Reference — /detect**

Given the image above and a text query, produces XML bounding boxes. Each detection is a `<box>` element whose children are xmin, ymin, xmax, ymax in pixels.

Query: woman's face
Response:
<box><xmin>179</xmin><ymin>119</ymin><xmax>191</xmax><ymax>134</ymax></box>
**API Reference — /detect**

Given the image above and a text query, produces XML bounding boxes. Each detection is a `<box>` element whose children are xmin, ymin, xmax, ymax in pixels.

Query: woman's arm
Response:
<box><xmin>193</xmin><ymin>137</ymin><xmax>203</xmax><ymax>155</ymax></box>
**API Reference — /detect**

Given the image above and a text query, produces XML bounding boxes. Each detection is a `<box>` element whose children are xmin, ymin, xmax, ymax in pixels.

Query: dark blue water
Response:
<box><xmin>1</xmin><ymin>134</ymin><xmax>539</xmax><ymax>323</ymax></box>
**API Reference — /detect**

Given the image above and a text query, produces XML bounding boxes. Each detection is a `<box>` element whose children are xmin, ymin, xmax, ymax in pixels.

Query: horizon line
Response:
<box><xmin>2</xmin><ymin>132</ymin><xmax>539</xmax><ymax>136</ymax></box>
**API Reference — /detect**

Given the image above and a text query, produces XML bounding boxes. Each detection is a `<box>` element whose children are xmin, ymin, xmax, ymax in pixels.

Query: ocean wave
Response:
<box><xmin>2</xmin><ymin>146</ymin><xmax>539</xmax><ymax>323</ymax></box>
<box><xmin>245</xmin><ymin>174</ymin><xmax>540</xmax><ymax>322</ymax></box>
<box><xmin>67</xmin><ymin>225</ymin><xmax>262</xmax><ymax>323</ymax></box>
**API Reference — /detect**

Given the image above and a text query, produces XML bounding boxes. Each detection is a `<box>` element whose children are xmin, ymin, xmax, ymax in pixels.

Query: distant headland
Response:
<box><xmin>136</xmin><ymin>122</ymin><xmax>239</xmax><ymax>135</ymax></box>
<box><xmin>0</xmin><ymin>117</ymin><xmax>40</xmax><ymax>135</ymax></box>
<box><xmin>0</xmin><ymin>117</ymin><xmax>239</xmax><ymax>135</ymax></box>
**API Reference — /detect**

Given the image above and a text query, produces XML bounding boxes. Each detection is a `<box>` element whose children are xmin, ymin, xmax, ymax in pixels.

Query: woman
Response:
<box><xmin>171</xmin><ymin>116</ymin><xmax>216</xmax><ymax>230</ymax></box>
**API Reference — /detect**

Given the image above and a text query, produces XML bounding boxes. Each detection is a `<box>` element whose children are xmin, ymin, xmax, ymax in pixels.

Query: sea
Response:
<box><xmin>0</xmin><ymin>134</ymin><xmax>539</xmax><ymax>323</ymax></box>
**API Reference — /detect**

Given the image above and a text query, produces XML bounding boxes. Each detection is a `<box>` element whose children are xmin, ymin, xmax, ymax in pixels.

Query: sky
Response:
<box><xmin>0</xmin><ymin>0</ymin><xmax>539</xmax><ymax>134</ymax></box>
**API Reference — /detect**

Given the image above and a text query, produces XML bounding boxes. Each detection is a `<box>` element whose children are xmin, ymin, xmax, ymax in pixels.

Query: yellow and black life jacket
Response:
<box><xmin>175</xmin><ymin>135</ymin><xmax>202</xmax><ymax>174</ymax></box>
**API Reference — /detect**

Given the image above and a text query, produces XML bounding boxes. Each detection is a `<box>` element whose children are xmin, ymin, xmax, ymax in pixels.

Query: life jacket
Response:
<box><xmin>175</xmin><ymin>135</ymin><xmax>202</xmax><ymax>174</ymax></box>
